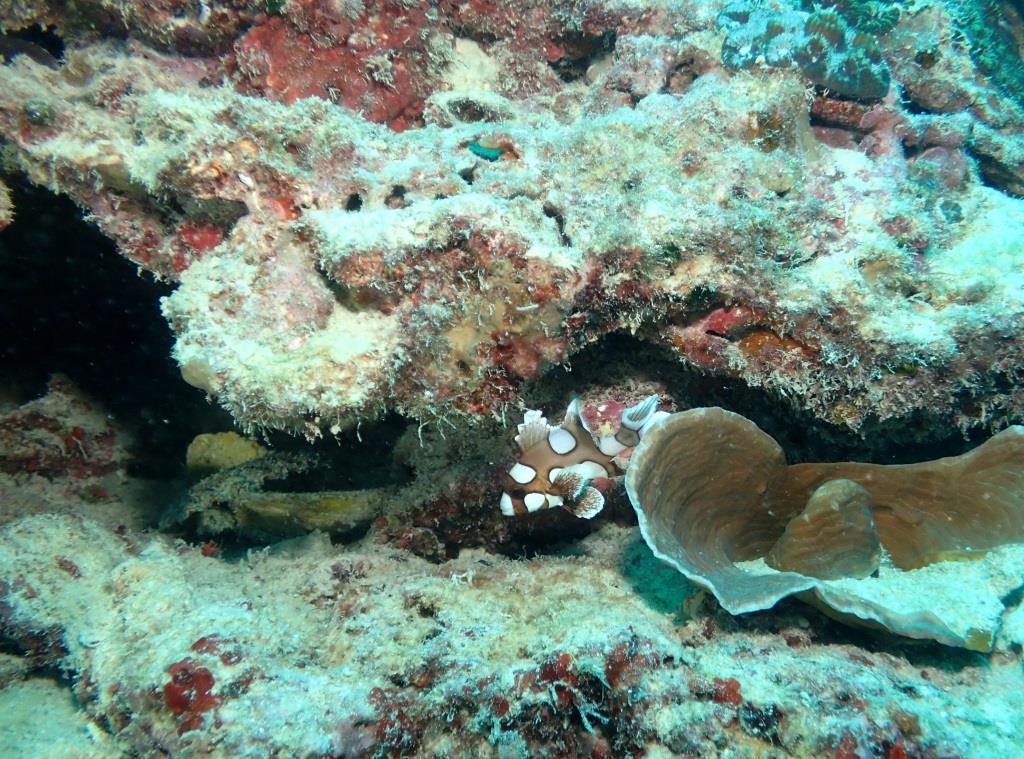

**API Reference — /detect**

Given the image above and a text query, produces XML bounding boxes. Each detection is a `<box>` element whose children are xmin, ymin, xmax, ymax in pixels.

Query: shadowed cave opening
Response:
<box><xmin>547</xmin><ymin>30</ymin><xmax>616</xmax><ymax>83</ymax></box>
<box><xmin>0</xmin><ymin>24</ymin><xmax>65</xmax><ymax>68</ymax></box>
<box><xmin>0</xmin><ymin>179</ymin><xmax>414</xmax><ymax>489</ymax></box>
<box><xmin>492</xmin><ymin>330</ymin><xmax>990</xmax><ymax>562</ymax></box>
<box><xmin>0</xmin><ymin>177</ymin><xmax>227</xmax><ymax>479</ymax></box>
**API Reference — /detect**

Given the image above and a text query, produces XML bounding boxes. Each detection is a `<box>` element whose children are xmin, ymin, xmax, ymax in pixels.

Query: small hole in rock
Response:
<box><xmin>385</xmin><ymin>185</ymin><xmax>408</xmax><ymax>209</ymax></box>
<box><xmin>542</xmin><ymin>203</ymin><xmax>572</xmax><ymax>247</ymax></box>
<box><xmin>548</xmin><ymin>31</ymin><xmax>616</xmax><ymax>83</ymax></box>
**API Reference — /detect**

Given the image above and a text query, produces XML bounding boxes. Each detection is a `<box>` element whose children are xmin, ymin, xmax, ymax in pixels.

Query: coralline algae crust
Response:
<box><xmin>2</xmin><ymin>3</ymin><xmax>1024</xmax><ymax>434</ymax></box>
<box><xmin>4</xmin><ymin>514</ymin><xmax>1024</xmax><ymax>757</ymax></box>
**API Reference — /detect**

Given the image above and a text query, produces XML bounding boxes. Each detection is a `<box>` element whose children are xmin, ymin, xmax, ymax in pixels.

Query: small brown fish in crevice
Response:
<box><xmin>0</xmin><ymin>33</ymin><xmax>60</xmax><ymax>69</ymax></box>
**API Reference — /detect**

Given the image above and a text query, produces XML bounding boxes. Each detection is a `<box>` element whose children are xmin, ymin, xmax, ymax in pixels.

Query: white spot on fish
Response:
<box><xmin>510</xmin><ymin>462</ymin><xmax>537</xmax><ymax>484</ymax></box>
<box><xmin>598</xmin><ymin>437</ymin><xmax>627</xmax><ymax>456</ymax></box>
<box><xmin>524</xmin><ymin>492</ymin><xmax>547</xmax><ymax>511</ymax></box>
<box><xmin>548</xmin><ymin>427</ymin><xmax>576</xmax><ymax>454</ymax></box>
<box><xmin>569</xmin><ymin>460</ymin><xmax>608</xmax><ymax>480</ymax></box>
<box><xmin>500</xmin><ymin>492</ymin><xmax>516</xmax><ymax>516</ymax></box>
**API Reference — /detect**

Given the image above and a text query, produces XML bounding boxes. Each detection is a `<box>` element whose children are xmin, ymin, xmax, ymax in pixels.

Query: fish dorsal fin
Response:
<box><xmin>622</xmin><ymin>395</ymin><xmax>660</xmax><ymax>430</ymax></box>
<box><xmin>515</xmin><ymin>409</ymin><xmax>551</xmax><ymax>452</ymax></box>
<box><xmin>563</xmin><ymin>398</ymin><xmax>592</xmax><ymax>435</ymax></box>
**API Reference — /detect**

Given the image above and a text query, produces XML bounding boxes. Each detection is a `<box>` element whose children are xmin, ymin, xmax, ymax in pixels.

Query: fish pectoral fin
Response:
<box><xmin>564</xmin><ymin>487</ymin><xmax>605</xmax><ymax>519</ymax></box>
<box><xmin>550</xmin><ymin>470</ymin><xmax>588</xmax><ymax>500</ymax></box>
<box><xmin>598</xmin><ymin>435</ymin><xmax>628</xmax><ymax>456</ymax></box>
<box><xmin>551</xmin><ymin>469</ymin><xmax>606</xmax><ymax>518</ymax></box>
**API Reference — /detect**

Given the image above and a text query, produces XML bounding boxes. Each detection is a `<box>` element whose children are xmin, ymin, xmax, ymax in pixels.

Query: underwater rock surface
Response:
<box><xmin>1</xmin><ymin>0</ymin><xmax>1024</xmax><ymax>436</ymax></box>
<box><xmin>3</xmin><ymin>0</ymin><xmax>1024</xmax><ymax>757</ymax></box>
<box><xmin>2</xmin><ymin>514</ymin><xmax>1024</xmax><ymax>757</ymax></box>
<box><xmin>0</xmin><ymin>180</ymin><xmax>11</xmax><ymax>230</ymax></box>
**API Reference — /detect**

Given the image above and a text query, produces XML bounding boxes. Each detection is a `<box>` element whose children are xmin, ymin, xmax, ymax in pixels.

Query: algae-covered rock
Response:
<box><xmin>168</xmin><ymin>450</ymin><xmax>391</xmax><ymax>540</ymax></box>
<box><xmin>2</xmin><ymin>4</ymin><xmax>1023</xmax><ymax>439</ymax></box>
<box><xmin>186</xmin><ymin>431</ymin><xmax>266</xmax><ymax>478</ymax></box>
<box><xmin>719</xmin><ymin>2</ymin><xmax>891</xmax><ymax>99</ymax></box>
<box><xmin>3</xmin><ymin>514</ymin><xmax>1024</xmax><ymax>757</ymax></box>
<box><xmin>0</xmin><ymin>179</ymin><xmax>12</xmax><ymax>231</ymax></box>
<box><xmin>230</xmin><ymin>489</ymin><xmax>393</xmax><ymax>540</ymax></box>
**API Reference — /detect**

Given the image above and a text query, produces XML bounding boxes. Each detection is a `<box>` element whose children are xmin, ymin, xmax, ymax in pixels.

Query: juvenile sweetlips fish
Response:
<box><xmin>500</xmin><ymin>395</ymin><xmax>668</xmax><ymax>519</ymax></box>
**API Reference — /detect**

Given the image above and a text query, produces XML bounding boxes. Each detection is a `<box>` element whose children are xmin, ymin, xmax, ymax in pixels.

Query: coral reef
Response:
<box><xmin>0</xmin><ymin>374</ymin><xmax>123</xmax><ymax>479</ymax></box>
<box><xmin>0</xmin><ymin>0</ymin><xmax>1022</xmax><ymax>439</ymax></box>
<box><xmin>0</xmin><ymin>376</ymin><xmax>132</xmax><ymax>520</ymax></box>
<box><xmin>3</xmin><ymin>513</ymin><xmax>1024</xmax><ymax>757</ymax></box>
<box><xmin>945</xmin><ymin>0</ymin><xmax>1024</xmax><ymax>104</ymax></box>
<box><xmin>719</xmin><ymin>3</ymin><xmax>892</xmax><ymax>99</ymax></box>
<box><xmin>3</xmin><ymin>0</ymin><xmax>1024</xmax><ymax>754</ymax></box>
<box><xmin>232</xmin><ymin>0</ymin><xmax>451</xmax><ymax>130</ymax></box>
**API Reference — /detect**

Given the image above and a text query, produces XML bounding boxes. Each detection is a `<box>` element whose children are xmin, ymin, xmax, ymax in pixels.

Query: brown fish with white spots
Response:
<box><xmin>500</xmin><ymin>396</ymin><xmax>667</xmax><ymax>519</ymax></box>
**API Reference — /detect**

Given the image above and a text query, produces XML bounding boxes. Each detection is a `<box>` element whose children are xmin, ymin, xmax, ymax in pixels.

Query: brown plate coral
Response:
<box><xmin>625</xmin><ymin>408</ymin><xmax>1024</xmax><ymax>651</ymax></box>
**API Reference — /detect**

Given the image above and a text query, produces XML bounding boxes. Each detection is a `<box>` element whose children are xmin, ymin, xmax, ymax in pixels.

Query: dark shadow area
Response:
<box><xmin>548</xmin><ymin>31</ymin><xmax>616</xmax><ymax>82</ymax></box>
<box><xmin>259</xmin><ymin>413</ymin><xmax>414</xmax><ymax>493</ymax></box>
<box><xmin>528</xmin><ymin>331</ymin><xmax>986</xmax><ymax>466</ymax></box>
<box><xmin>974</xmin><ymin>151</ymin><xmax>1024</xmax><ymax>198</ymax></box>
<box><xmin>731</xmin><ymin>596</ymin><xmax>988</xmax><ymax>673</ymax></box>
<box><xmin>0</xmin><ymin>24</ymin><xmax>65</xmax><ymax>68</ymax></box>
<box><xmin>0</xmin><ymin>177</ymin><xmax>231</xmax><ymax>478</ymax></box>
